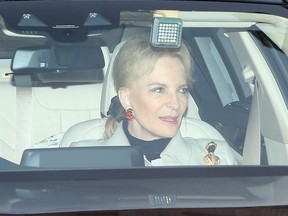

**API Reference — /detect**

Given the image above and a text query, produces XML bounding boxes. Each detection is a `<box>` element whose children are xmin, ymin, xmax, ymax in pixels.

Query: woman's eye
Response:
<box><xmin>152</xmin><ymin>87</ymin><xmax>165</xmax><ymax>93</ymax></box>
<box><xmin>179</xmin><ymin>87</ymin><xmax>189</xmax><ymax>94</ymax></box>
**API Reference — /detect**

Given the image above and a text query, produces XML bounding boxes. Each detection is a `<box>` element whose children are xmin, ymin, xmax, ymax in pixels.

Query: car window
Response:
<box><xmin>195</xmin><ymin>36</ymin><xmax>240</xmax><ymax>107</ymax></box>
<box><xmin>0</xmin><ymin>2</ymin><xmax>287</xmax><ymax>168</ymax></box>
<box><xmin>2</xmin><ymin>1</ymin><xmax>288</xmax><ymax>214</ymax></box>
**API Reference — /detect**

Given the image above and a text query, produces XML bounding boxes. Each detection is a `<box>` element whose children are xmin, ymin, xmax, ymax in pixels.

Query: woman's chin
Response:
<box><xmin>157</xmin><ymin>129</ymin><xmax>178</xmax><ymax>139</ymax></box>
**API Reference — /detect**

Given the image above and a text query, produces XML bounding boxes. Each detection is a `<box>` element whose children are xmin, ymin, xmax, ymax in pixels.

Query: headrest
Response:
<box><xmin>100</xmin><ymin>42</ymin><xmax>125</xmax><ymax>117</ymax></box>
<box><xmin>100</xmin><ymin>41</ymin><xmax>200</xmax><ymax>119</ymax></box>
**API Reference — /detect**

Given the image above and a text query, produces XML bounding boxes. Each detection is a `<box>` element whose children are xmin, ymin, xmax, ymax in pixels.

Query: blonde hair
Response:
<box><xmin>104</xmin><ymin>34</ymin><xmax>193</xmax><ymax>139</ymax></box>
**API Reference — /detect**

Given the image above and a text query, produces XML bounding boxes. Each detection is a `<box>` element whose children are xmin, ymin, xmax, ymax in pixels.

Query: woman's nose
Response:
<box><xmin>166</xmin><ymin>92</ymin><xmax>180</xmax><ymax>110</ymax></box>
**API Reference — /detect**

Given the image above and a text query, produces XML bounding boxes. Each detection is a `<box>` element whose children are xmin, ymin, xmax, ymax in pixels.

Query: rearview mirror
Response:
<box><xmin>11</xmin><ymin>45</ymin><xmax>105</xmax><ymax>74</ymax></box>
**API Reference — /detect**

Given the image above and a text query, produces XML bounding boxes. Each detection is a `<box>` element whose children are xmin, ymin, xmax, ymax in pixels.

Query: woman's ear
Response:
<box><xmin>118</xmin><ymin>87</ymin><xmax>131</xmax><ymax>109</ymax></box>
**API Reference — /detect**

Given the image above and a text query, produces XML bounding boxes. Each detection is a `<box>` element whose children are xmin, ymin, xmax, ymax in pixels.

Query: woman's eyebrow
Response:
<box><xmin>147</xmin><ymin>82</ymin><xmax>188</xmax><ymax>87</ymax></box>
<box><xmin>147</xmin><ymin>82</ymin><xmax>166</xmax><ymax>87</ymax></box>
<box><xmin>179</xmin><ymin>83</ymin><xmax>188</xmax><ymax>87</ymax></box>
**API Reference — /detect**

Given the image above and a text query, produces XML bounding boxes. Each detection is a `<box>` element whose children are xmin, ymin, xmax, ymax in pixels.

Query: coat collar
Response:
<box><xmin>105</xmin><ymin>122</ymin><xmax>194</xmax><ymax>165</ymax></box>
<box><xmin>160</xmin><ymin>131</ymin><xmax>193</xmax><ymax>165</ymax></box>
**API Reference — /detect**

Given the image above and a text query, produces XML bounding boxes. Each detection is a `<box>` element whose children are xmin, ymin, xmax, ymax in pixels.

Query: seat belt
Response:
<box><xmin>15</xmin><ymin>75</ymin><xmax>33</xmax><ymax>164</ymax></box>
<box><xmin>242</xmin><ymin>81</ymin><xmax>261</xmax><ymax>165</ymax></box>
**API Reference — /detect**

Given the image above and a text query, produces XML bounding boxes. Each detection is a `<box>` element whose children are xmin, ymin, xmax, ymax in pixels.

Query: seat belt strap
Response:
<box><xmin>242</xmin><ymin>81</ymin><xmax>261</xmax><ymax>165</ymax></box>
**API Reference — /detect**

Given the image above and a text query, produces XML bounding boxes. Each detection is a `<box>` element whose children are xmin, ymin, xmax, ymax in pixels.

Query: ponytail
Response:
<box><xmin>104</xmin><ymin>116</ymin><xmax>119</xmax><ymax>139</ymax></box>
<box><xmin>103</xmin><ymin>96</ymin><xmax>125</xmax><ymax>139</ymax></box>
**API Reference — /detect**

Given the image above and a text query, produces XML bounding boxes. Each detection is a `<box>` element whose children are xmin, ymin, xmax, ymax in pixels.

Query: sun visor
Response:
<box><xmin>11</xmin><ymin>45</ymin><xmax>105</xmax><ymax>74</ymax></box>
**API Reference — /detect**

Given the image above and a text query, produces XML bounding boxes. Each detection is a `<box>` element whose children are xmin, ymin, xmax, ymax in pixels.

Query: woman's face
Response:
<box><xmin>119</xmin><ymin>56</ymin><xmax>189</xmax><ymax>141</ymax></box>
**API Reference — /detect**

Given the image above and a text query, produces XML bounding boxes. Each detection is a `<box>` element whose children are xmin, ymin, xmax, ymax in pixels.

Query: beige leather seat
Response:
<box><xmin>0</xmin><ymin>45</ymin><xmax>110</xmax><ymax>163</ymax></box>
<box><xmin>60</xmin><ymin>41</ymin><xmax>225</xmax><ymax>147</ymax></box>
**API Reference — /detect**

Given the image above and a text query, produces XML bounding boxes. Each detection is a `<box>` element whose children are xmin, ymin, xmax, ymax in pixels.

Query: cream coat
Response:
<box><xmin>72</xmin><ymin>122</ymin><xmax>237</xmax><ymax>166</ymax></box>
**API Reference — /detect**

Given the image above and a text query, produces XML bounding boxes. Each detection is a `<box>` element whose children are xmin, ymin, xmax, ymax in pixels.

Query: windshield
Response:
<box><xmin>2</xmin><ymin>9</ymin><xmax>288</xmax><ymax>167</ymax></box>
<box><xmin>1</xmin><ymin>0</ymin><xmax>288</xmax><ymax>214</ymax></box>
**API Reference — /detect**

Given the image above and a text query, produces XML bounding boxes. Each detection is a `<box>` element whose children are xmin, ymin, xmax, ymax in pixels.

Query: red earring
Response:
<box><xmin>125</xmin><ymin>108</ymin><xmax>134</xmax><ymax>121</ymax></box>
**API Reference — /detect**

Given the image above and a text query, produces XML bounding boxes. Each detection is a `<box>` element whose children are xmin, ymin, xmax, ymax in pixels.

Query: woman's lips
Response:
<box><xmin>159</xmin><ymin>116</ymin><xmax>179</xmax><ymax>125</ymax></box>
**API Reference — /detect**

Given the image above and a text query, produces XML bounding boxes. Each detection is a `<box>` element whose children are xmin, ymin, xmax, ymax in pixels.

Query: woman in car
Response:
<box><xmin>102</xmin><ymin>34</ymin><xmax>236</xmax><ymax>166</ymax></box>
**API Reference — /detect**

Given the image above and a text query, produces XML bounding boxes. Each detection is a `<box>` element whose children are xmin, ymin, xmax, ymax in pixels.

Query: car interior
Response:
<box><xmin>0</xmin><ymin>8</ymin><xmax>288</xmax><ymax>167</ymax></box>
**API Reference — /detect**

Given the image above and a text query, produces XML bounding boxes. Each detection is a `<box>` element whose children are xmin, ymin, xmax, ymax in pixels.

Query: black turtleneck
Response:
<box><xmin>122</xmin><ymin>119</ymin><xmax>171</xmax><ymax>161</ymax></box>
